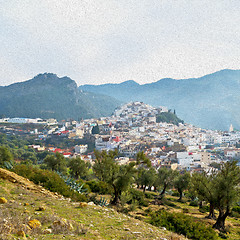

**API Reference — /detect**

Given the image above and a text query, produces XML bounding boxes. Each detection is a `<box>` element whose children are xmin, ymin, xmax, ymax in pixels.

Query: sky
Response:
<box><xmin>0</xmin><ymin>0</ymin><xmax>239</xmax><ymax>86</ymax></box>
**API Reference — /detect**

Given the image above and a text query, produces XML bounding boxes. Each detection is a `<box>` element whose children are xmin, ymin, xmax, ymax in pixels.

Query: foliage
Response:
<box><xmin>68</xmin><ymin>157</ymin><xmax>89</xmax><ymax>179</ymax></box>
<box><xmin>0</xmin><ymin>146</ymin><xmax>13</xmax><ymax>168</ymax></box>
<box><xmin>58</xmin><ymin>173</ymin><xmax>88</xmax><ymax>194</ymax></box>
<box><xmin>127</xmin><ymin>188</ymin><xmax>148</xmax><ymax>207</ymax></box>
<box><xmin>93</xmin><ymin>150</ymin><xmax>136</xmax><ymax>204</ymax></box>
<box><xmin>12</xmin><ymin>164</ymin><xmax>87</xmax><ymax>202</ymax></box>
<box><xmin>232</xmin><ymin>206</ymin><xmax>240</xmax><ymax>214</ymax></box>
<box><xmin>44</xmin><ymin>152</ymin><xmax>67</xmax><ymax>174</ymax></box>
<box><xmin>96</xmin><ymin>196</ymin><xmax>109</xmax><ymax>207</ymax></box>
<box><xmin>190</xmin><ymin>170</ymin><xmax>217</xmax><ymax>219</ymax></box>
<box><xmin>136</xmin><ymin>151</ymin><xmax>151</xmax><ymax>167</ymax></box>
<box><xmin>156</xmin><ymin>112</ymin><xmax>184</xmax><ymax>125</ymax></box>
<box><xmin>174</xmin><ymin>171</ymin><xmax>190</xmax><ymax>200</ymax></box>
<box><xmin>144</xmin><ymin>192</ymin><xmax>156</xmax><ymax>199</ymax></box>
<box><xmin>157</xmin><ymin>167</ymin><xmax>177</xmax><ymax>197</ymax></box>
<box><xmin>149</xmin><ymin>209</ymin><xmax>218</xmax><ymax>240</ymax></box>
<box><xmin>0</xmin><ymin>73</ymin><xmax>120</xmax><ymax>120</ymax></box>
<box><xmin>191</xmin><ymin>161</ymin><xmax>240</xmax><ymax>230</ymax></box>
<box><xmin>189</xmin><ymin>200</ymin><xmax>199</xmax><ymax>207</ymax></box>
<box><xmin>212</xmin><ymin>161</ymin><xmax>240</xmax><ymax>230</ymax></box>
<box><xmin>92</xmin><ymin>124</ymin><xmax>100</xmax><ymax>134</ymax></box>
<box><xmin>85</xmin><ymin>180</ymin><xmax>112</xmax><ymax>194</ymax></box>
<box><xmin>138</xmin><ymin>167</ymin><xmax>157</xmax><ymax>192</ymax></box>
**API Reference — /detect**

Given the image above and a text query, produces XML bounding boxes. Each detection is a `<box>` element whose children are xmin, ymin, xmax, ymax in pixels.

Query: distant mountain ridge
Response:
<box><xmin>80</xmin><ymin>69</ymin><xmax>240</xmax><ymax>130</ymax></box>
<box><xmin>0</xmin><ymin>73</ymin><xmax>121</xmax><ymax>120</ymax></box>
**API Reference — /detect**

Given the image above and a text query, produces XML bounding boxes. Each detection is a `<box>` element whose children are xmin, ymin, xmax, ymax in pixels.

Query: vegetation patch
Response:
<box><xmin>149</xmin><ymin>209</ymin><xmax>218</xmax><ymax>240</ymax></box>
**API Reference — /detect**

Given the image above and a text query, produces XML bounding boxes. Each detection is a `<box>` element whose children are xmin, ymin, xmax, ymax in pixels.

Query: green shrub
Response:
<box><xmin>172</xmin><ymin>190</ymin><xmax>180</xmax><ymax>197</ymax></box>
<box><xmin>230</xmin><ymin>206</ymin><xmax>240</xmax><ymax>218</ymax></box>
<box><xmin>199</xmin><ymin>205</ymin><xmax>210</xmax><ymax>213</ymax></box>
<box><xmin>12</xmin><ymin>164</ymin><xmax>88</xmax><ymax>202</ymax></box>
<box><xmin>149</xmin><ymin>209</ymin><xmax>218</xmax><ymax>240</ymax></box>
<box><xmin>86</xmin><ymin>180</ymin><xmax>112</xmax><ymax>194</ymax></box>
<box><xmin>144</xmin><ymin>192</ymin><xmax>156</xmax><ymax>199</ymax></box>
<box><xmin>163</xmin><ymin>199</ymin><xmax>178</xmax><ymax>208</ymax></box>
<box><xmin>189</xmin><ymin>200</ymin><xmax>199</xmax><ymax>207</ymax></box>
<box><xmin>128</xmin><ymin>189</ymin><xmax>148</xmax><ymax>207</ymax></box>
<box><xmin>232</xmin><ymin>206</ymin><xmax>240</xmax><ymax>214</ymax></box>
<box><xmin>182</xmin><ymin>208</ymin><xmax>189</xmax><ymax>213</ymax></box>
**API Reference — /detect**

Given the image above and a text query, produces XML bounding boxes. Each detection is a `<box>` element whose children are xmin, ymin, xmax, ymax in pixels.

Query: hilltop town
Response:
<box><xmin>1</xmin><ymin>101</ymin><xmax>240</xmax><ymax>172</ymax></box>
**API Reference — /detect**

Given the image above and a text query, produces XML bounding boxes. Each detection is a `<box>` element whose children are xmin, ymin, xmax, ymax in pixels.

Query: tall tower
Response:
<box><xmin>229</xmin><ymin>124</ymin><xmax>234</xmax><ymax>132</ymax></box>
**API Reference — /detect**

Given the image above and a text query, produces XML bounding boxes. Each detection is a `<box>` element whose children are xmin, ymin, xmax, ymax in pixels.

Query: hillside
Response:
<box><xmin>80</xmin><ymin>69</ymin><xmax>240</xmax><ymax>130</ymax></box>
<box><xmin>0</xmin><ymin>73</ymin><xmax>121</xmax><ymax>120</ymax></box>
<box><xmin>156</xmin><ymin>112</ymin><xmax>184</xmax><ymax>125</ymax></box>
<box><xmin>0</xmin><ymin>168</ymin><xmax>186</xmax><ymax>240</ymax></box>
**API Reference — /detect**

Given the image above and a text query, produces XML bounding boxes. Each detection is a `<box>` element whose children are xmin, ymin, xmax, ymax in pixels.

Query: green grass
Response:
<box><xmin>132</xmin><ymin>190</ymin><xmax>240</xmax><ymax>240</ymax></box>
<box><xmin>0</xmin><ymin>179</ymin><xmax>184</xmax><ymax>240</ymax></box>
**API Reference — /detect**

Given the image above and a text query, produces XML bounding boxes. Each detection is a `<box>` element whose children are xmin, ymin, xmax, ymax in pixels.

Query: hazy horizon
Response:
<box><xmin>1</xmin><ymin>0</ymin><xmax>240</xmax><ymax>86</ymax></box>
<box><xmin>1</xmin><ymin>68</ymin><xmax>239</xmax><ymax>88</ymax></box>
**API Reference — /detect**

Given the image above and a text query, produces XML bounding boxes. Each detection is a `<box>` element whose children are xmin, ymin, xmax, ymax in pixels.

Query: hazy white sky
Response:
<box><xmin>0</xmin><ymin>0</ymin><xmax>239</xmax><ymax>86</ymax></box>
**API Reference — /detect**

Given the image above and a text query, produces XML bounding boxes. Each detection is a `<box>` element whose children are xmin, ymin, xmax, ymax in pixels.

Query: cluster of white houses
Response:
<box><xmin>2</xmin><ymin>102</ymin><xmax>240</xmax><ymax>172</ymax></box>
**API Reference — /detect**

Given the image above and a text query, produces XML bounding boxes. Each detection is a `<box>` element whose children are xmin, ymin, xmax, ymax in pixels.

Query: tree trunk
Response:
<box><xmin>213</xmin><ymin>207</ymin><xmax>229</xmax><ymax>231</ymax></box>
<box><xmin>178</xmin><ymin>189</ymin><xmax>183</xmax><ymax>201</ymax></box>
<box><xmin>206</xmin><ymin>203</ymin><xmax>216</xmax><ymax>220</ymax></box>
<box><xmin>111</xmin><ymin>185</ymin><xmax>120</xmax><ymax>205</ymax></box>
<box><xmin>143</xmin><ymin>186</ymin><xmax>146</xmax><ymax>192</ymax></box>
<box><xmin>159</xmin><ymin>184</ymin><xmax>167</xmax><ymax>197</ymax></box>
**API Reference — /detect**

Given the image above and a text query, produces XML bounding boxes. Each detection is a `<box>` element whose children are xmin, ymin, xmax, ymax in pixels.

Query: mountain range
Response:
<box><xmin>0</xmin><ymin>73</ymin><xmax>120</xmax><ymax>120</ymax></box>
<box><xmin>1</xmin><ymin>69</ymin><xmax>239</xmax><ymax>130</ymax></box>
<box><xmin>80</xmin><ymin>69</ymin><xmax>240</xmax><ymax>130</ymax></box>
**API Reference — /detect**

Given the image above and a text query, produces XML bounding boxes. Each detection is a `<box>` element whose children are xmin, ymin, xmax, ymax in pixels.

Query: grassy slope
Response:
<box><xmin>127</xmin><ymin>191</ymin><xmax>240</xmax><ymax>240</ymax></box>
<box><xmin>0</xmin><ymin>172</ymin><xmax>186</xmax><ymax>240</ymax></box>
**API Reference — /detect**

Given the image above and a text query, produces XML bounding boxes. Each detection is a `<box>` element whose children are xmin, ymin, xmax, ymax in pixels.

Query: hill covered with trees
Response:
<box><xmin>80</xmin><ymin>69</ymin><xmax>240</xmax><ymax>130</ymax></box>
<box><xmin>0</xmin><ymin>73</ymin><xmax>121</xmax><ymax>120</ymax></box>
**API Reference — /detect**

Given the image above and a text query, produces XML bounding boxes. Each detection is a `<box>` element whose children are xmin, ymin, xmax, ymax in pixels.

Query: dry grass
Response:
<box><xmin>0</xmin><ymin>177</ymin><xmax>186</xmax><ymax>240</ymax></box>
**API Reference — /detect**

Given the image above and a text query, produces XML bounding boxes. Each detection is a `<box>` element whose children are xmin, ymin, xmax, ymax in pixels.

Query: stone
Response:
<box><xmin>79</xmin><ymin>202</ymin><xmax>88</xmax><ymax>208</ymax></box>
<box><xmin>68</xmin><ymin>223</ymin><xmax>74</xmax><ymax>231</ymax></box>
<box><xmin>87</xmin><ymin>201</ymin><xmax>95</xmax><ymax>206</ymax></box>
<box><xmin>53</xmin><ymin>218</ymin><xmax>73</xmax><ymax>231</ymax></box>
<box><xmin>2</xmin><ymin>223</ymin><xmax>12</xmax><ymax>234</ymax></box>
<box><xmin>0</xmin><ymin>197</ymin><xmax>7</xmax><ymax>204</ymax></box>
<box><xmin>37</xmin><ymin>206</ymin><xmax>46</xmax><ymax>211</ymax></box>
<box><xmin>132</xmin><ymin>232</ymin><xmax>141</xmax><ymax>235</ymax></box>
<box><xmin>43</xmin><ymin>228</ymin><xmax>52</xmax><ymax>234</ymax></box>
<box><xmin>22</xmin><ymin>224</ymin><xmax>32</xmax><ymax>233</ymax></box>
<box><xmin>17</xmin><ymin>230</ymin><xmax>26</xmax><ymax>238</ymax></box>
<box><xmin>28</xmin><ymin>219</ymin><xmax>41</xmax><ymax>229</ymax></box>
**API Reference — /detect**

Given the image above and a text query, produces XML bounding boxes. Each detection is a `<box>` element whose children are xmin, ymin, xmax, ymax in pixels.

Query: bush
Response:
<box><xmin>12</xmin><ymin>164</ymin><xmax>88</xmax><ymax>202</ymax></box>
<box><xmin>232</xmin><ymin>206</ymin><xmax>240</xmax><ymax>214</ymax></box>
<box><xmin>163</xmin><ymin>199</ymin><xmax>178</xmax><ymax>208</ymax></box>
<box><xmin>85</xmin><ymin>180</ymin><xmax>112</xmax><ymax>194</ymax></box>
<box><xmin>149</xmin><ymin>209</ymin><xmax>218</xmax><ymax>240</ymax></box>
<box><xmin>199</xmin><ymin>205</ymin><xmax>210</xmax><ymax>213</ymax></box>
<box><xmin>128</xmin><ymin>189</ymin><xmax>148</xmax><ymax>207</ymax></box>
<box><xmin>144</xmin><ymin>192</ymin><xmax>156</xmax><ymax>199</ymax></box>
<box><xmin>182</xmin><ymin>208</ymin><xmax>189</xmax><ymax>213</ymax></box>
<box><xmin>172</xmin><ymin>190</ymin><xmax>180</xmax><ymax>197</ymax></box>
<box><xmin>189</xmin><ymin>200</ymin><xmax>199</xmax><ymax>207</ymax></box>
<box><xmin>230</xmin><ymin>206</ymin><xmax>240</xmax><ymax>218</ymax></box>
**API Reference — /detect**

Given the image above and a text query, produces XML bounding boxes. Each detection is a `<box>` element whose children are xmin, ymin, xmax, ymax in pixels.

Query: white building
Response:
<box><xmin>75</xmin><ymin>144</ymin><xmax>88</xmax><ymax>154</ymax></box>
